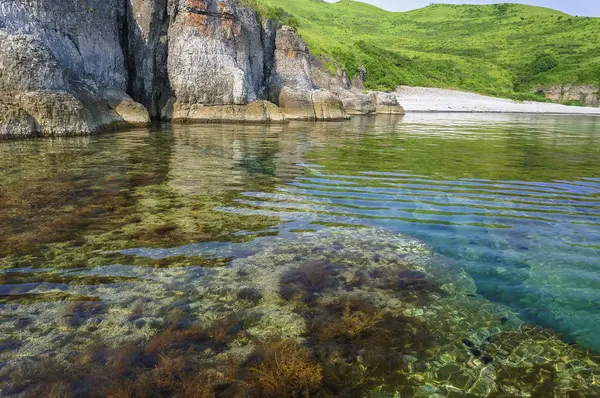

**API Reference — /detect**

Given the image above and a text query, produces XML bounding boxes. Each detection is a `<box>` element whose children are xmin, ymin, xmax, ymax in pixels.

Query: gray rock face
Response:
<box><xmin>173</xmin><ymin>100</ymin><xmax>286</xmax><ymax>123</ymax></box>
<box><xmin>268</xmin><ymin>27</ymin><xmax>348</xmax><ymax>121</ymax></box>
<box><xmin>353</xmin><ymin>65</ymin><xmax>367</xmax><ymax>89</ymax></box>
<box><xmin>340</xmin><ymin>90</ymin><xmax>404</xmax><ymax>115</ymax></box>
<box><xmin>1</xmin><ymin>0</ymin><xmax>127</xmax><ymax>88</ymax></box>
<box><xmin>310</xmin><ymin>57</ymin><xmax>403</xmax><ymax>116</ymax></box>
<box><xmin>0</xmin><ymin>102</ymin><xmax>37</xmax><ymax>138</ymax></box>
<box><xmin>279</xmin><ymin>88</ymin><xmax>316</xmax><ymax>120</ymax></box>
<box><xmin>0</xmin><ymin>0</ymin><xmax>150</xmax><ymax>138</ymax></box>
<box><xmin>310</xmin><ymin>55</ymin><xmax>351</xmax><ymax>93</ymax></box>
<box><xmin>278</xmin><ymin>88</ymin><xmax>347</xmax><ymax>121</ymax></box>
<box><xmin>340</xmin><ymin>91</ymin><xmax>377</xmax><ymax>115</ymax></box>
<box><xmin>168</xmin><ymin>0</ymin><xmax>271</xmax><ymax>107</ymax></box>
<box><xmin>369</xmin><ymin>91</ymin><xmax>405</xmax><ymax>115</ymax></box>
<box><xmin>312</xmin><ymin>89</ymin><xmax>347</xmax><ymax>120</ymax></box>
<box><xmin>268</xmin><ymin>26</ymin><xmax>314</xmax><ymax>103</ymax></box>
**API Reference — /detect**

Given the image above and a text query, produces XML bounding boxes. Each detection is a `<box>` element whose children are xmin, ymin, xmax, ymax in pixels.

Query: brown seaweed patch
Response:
<box><xmin>302</xmin><ymin>295</ymin><xmax>434</xmax><ymax>395</ymax></box>
<box><xmin>0</xmin><ymin>292</ymin><xmax>101</xmax><ymax>304</ymax></box>
<box><xmin>246</xmin><ymin>339</ymin><xmax>323</xmax><ymax>397</ymax></box>
<box><xmin>144</xmin><ymin>255</ymin><xmax>233</xmax><ymax>269</ymax></box>
<box><xmin>0</xmin><ymin>175</ymin><xmax>133</xmax><ymax>259</ymax></box>
<box><xmin>60</xmin><ymin>301</ymin><xmax>107</xmax><ymax>328</ymax></box>
<box><xmin>0</xmin><ymin>358</ymin><xmax>74</xmax><ymax>397</ymax></box>
<box><xmin>0</xmin><ymin>167</ymin><xmax>277</xmax><ymax>271</ymax></box>
<box><xmin>237</xmin><ymin>287</ymin><xmax>263</xmax><ymax>305</ymax></box>
<box><xmin>279</xmin><ymin>261</ymin><xmax>342</xmax><ymax>304</ymax></box>
<box><xmin>374</xmin><ymin>267</ymin><xmax>446</xmax><ymax>302</ymax></box>
<box><xmin>0</xmin><ymin>272</ymin><xmax>140</xmax><ymax>285</ymax></box>
<box><xmin>310</xmin><ymin>297</ymin><xmax>383</xmax><ymax>341</ymax></box>
<box><xmin>0</xmin><ymin>315</ymin><xmax>254</xmax><ymax>398</ymax></box>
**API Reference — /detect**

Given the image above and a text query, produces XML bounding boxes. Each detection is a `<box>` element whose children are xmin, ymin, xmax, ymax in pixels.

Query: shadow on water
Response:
<box><xmin>1</xmin><ymin>114</ymin><xmax>600</xmax><ymax>396</ymax></box>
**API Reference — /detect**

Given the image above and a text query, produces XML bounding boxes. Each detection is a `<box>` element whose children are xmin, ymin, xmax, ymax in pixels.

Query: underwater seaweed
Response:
<box><xmin>246</xmin><ymin>339</ymin><xmax>323</xmax><ymax>397</ymax></box>
<box><xmin>0</xmin><ymin>292</ymin><xmax>101</xmax><ymax>304</ymax></box>
<box><xmin>279</xmin><ymin>261</ymin><xmax>342</xmax><ymax>304</ymax></box>
<box><xmin>0</xmin><ymin>272</ymin><xmax>140</xmax><ymax>285</ymax></box>
<box><xmin>311</xmin><ymin>296</ymin><xmax>383</xmax><ymax>341</ymax></box>
<box><xmin>300</xmin><ymin>294</ymin><xmax>436</xmax><ymax>396</ymax></box>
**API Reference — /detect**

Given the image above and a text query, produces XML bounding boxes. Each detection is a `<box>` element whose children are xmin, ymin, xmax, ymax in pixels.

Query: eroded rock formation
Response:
<box><xmin>311</xmin><ymin>57</ymin><xmax>405</xmax><ymax>116</ymax></box>
<box><xmin>541</xmin><ymin>84</ymin><xmax>599</xmax><ymax>107</ymax></box>
<box><xmin>0</xmin><ymin>0</ymin><xmax>404</xmax><ymax>138</ymax></box>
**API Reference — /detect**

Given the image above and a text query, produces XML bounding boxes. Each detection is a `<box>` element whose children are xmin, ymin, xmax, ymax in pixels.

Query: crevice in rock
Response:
<box><xmin>152</xmin><ymin>0</ymin><xmax>174</xmax><ymax>121</ymax></box>
<box><xmin>120</xmin><ymin>0</ymin><xmax>134</xmax><ymax>98</ymax></box>
<box><xmin>122</xmin><ymin>0</ymin><xmax>175</xmax><ymax>121</ymax></box>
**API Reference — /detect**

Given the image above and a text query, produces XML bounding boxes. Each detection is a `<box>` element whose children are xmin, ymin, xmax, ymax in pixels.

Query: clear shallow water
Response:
<box><xmin>224</xmin><ymin>114</ymin><xmax>600</xmax><ymax>350</ymax></box>
<box><xmin>1</xmin><ymin>114</ymin><xmax>600</xmax><ymax>396</ymax></box>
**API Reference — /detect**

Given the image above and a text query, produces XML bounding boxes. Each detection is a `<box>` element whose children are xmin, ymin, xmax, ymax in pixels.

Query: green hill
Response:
<box><xmin>250</xmin><ymin>0</ymin><xmax>600</xmax><ymax>101</ymax></box>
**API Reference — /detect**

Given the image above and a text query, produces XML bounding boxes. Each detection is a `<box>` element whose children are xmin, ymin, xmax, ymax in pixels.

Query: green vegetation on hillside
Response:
<box><xmin>254</xmin><ymin>0</ymin><xmax>600</xmax><ymax>100</ymax></box>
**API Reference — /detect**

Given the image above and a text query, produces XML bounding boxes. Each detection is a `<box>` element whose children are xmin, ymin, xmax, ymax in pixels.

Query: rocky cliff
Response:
<box><xmin>0</xmin><ymin>0</ymin><xmax>150</xmax><ymax>138</ymax></box>
<box><xmin>0</xmin><ymin>0</ymin><xmax>404</xmax><ymax>138</ymax></box>
<box><xmin>541</xmin><ymin>85</ymin><xmax>599</xmax><ymax>107</ymax></box>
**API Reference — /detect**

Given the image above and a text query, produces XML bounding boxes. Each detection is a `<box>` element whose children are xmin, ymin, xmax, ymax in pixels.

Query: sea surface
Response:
<box><xmin>1</xmin><ymin>113</ymin><xmax>599</xmax><ymax>396</ymax></box>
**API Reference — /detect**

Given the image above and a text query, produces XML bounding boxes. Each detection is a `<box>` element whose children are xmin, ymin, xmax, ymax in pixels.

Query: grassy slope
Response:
<box><xmin>255</xmin><ymin>0</ymin><xmax>600</xmax><ymax>101</ymax></box>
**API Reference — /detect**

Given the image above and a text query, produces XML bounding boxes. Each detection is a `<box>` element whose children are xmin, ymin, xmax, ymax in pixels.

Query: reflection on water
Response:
<box><xmin>0</xmin><ymin>114</ymin><xmax>599</xmax><ymax>396</ymax></box>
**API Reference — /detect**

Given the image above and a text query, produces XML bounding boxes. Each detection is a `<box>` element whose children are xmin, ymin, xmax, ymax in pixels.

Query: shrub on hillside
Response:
<box><xmin>530</xmin><ymin>53</ymin><xmax>558</xmax><ymax>75</ymax></box>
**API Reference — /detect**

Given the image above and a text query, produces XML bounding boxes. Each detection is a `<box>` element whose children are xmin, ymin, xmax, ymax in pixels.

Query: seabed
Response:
<box><xmin>0</xmin><ymin>227</ymin><xmax>598</xmax><ymax>397</ymax></box>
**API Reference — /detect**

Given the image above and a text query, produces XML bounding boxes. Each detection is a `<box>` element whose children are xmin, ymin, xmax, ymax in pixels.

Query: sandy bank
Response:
<box><xmin>396</xmin><ymin>86</ymin><xmax>600</xmax><ymax>115</ymax></box>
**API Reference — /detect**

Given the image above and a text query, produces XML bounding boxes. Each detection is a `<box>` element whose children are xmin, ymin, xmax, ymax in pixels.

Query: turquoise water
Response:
<box><xmin>224</xmin><ymin>114</ymin><xmax>600</xmax><ymax>350</ymax></box>
<box><xmin>1</xmin><ymin>113</ymin><xmax>599</xmax><ymax>396</ymax></box>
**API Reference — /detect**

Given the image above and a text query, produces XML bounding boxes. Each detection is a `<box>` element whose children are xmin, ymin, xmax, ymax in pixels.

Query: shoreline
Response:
<box><xmin>395</xmin><ymin>86</ymin><xmax>600</xmax><ymax>115</ymax></box>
